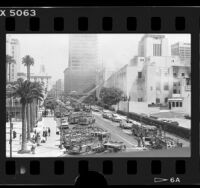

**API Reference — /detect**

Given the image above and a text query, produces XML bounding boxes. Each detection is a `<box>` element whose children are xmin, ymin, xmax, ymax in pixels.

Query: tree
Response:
<box><xmin>28</xmin><ymin>81</ymin><xmax>45</xmax><ymax>132</ymax></box>
<box><xmin>99</xmin><ymin>87</ymin><xmax>123</xmax><ymax>108</ymax></box>
<box><xmin>11</xmin><ymin>79</ymin><xmax>44</xmax><ymax>153</ymax></box>
<box><xmin>22</xmin><ymin>55</ymin><xmax>34</xmax><ymax>81</ymax></box>
<box><xmin>82</xmin><ymin>91</ymin><xmax>97</xmax><ymax>105</ymax></box>
<box><xmin>22</xmin><ymin>55</ymin><xmax>34</xmax><ymax>140</ymax></box>
<box><xmin>11</xmin><ymin>79</ymin><xmax>31</xmax><ymax>153</ymax></box>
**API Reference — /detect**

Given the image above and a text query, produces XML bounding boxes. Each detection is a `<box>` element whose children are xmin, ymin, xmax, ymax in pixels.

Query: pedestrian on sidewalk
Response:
<box><xmin>36</xmin><ymin>133</ymin><xmax>41</xmax><ymax>146</ymax></box>
<box><xmin>44</xmin><ymin>130</ymin><xmax>48</xmax><ymax>142</ymax></box>
<box><xmin>48</xmin><ymin>127</ymin><xmax>51</xmax><ymax>136</ymax></box>
<box><xmin>31</xmin><ymin>141</ymin><xmax>37</xmax><ymax>154</ymax></box>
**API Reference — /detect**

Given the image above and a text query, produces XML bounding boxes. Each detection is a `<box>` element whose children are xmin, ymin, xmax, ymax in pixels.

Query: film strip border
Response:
<box><xmin>0</xmin><ymin>7</ymin><xmax>199</xmax><ymax>185</ymax></box>
<box><xmin>3</xmin><ymin>15</ymin><xmax>189</xmax><ymax>32</ymax></box>
<box><xmin>1</xmin><ymin>158</ymin><xmax>194</xmax><ymax>185</ymax></box>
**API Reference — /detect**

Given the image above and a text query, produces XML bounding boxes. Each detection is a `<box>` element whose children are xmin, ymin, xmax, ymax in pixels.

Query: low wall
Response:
<box><xmin>117</xmin><ymin>110</ymin><xmax>190</xmax><ymax>140</ymax></box>
<box><xmin>113</xmin><ymin>101</ymin><xmax>160</xmax><ymax>115</ymax></box>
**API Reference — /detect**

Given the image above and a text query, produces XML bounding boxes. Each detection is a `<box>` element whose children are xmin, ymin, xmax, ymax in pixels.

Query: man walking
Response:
<box><xmin>44</xmin><ymin>130</ymin><xmax>48</xmax><ymax>142</ymax></box>
<box><xmin>48</xmin><ymin>127</ymin><xmax>51</xmax><ymax>136</ymax></box>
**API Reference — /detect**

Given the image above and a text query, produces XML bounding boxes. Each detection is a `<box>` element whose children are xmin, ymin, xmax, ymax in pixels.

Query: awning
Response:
<box><xmin>168</xmin><ymin>98</ymin><xmax>183</xmax><ymax>101</ymax></box>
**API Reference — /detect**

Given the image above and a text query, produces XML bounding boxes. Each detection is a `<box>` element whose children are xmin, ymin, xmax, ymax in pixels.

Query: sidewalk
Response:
<box><xmin>6</xmin><ymin>117</ymin><xmax>65</xmax><ymax>157</ymax></box>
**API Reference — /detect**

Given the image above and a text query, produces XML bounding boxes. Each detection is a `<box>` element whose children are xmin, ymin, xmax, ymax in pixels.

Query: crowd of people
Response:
<box><xmin>29</xmin><ymin>127</ymin><xmax>51</xmax><ymax>154</ymax></box>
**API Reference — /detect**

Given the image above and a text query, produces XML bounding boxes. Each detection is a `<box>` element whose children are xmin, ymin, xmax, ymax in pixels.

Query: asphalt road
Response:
<box><xmin>92</xmin><ymin>112</ymin><xmax>139</xmax><ymax>150</ymax></box>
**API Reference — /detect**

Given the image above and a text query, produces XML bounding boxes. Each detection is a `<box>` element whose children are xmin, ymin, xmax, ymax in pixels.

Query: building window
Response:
<box><xmin>186</xmin><ymin>78</ymin><xmax>190</xmax><ymax>85</ymax></box>
<box><xmin>173</xmin><ymin>73</ymin><xmax>177</xmax><ymax>77</ymax></box>
<box><xmin>138</xmin><ymin>72</ymin><xmax>142</xmax><ymax>79</ymax></box>
<box><xmin>176</xmin><ymin>102</ymin><xmax>179</xmax><ymax>107</ymax></box>
<box><xmin>156</xmin><ymin>82</ymin><xmax>161</xmax><ymax>90</ymax></box>
<box><xmin>138</xmin><ymin>98</ymin><xmax>143</xmax><ymax>102</ymax></box>
<box><xmin>180</xmin><ymin>102</ymin><xmax>182</xmax><ymax>107</ymax></box>
<box><xmin>172</xmin><ymin>102</ymin><xmax>175</xmax><ymax>107</ymax></box>
<box><xmin>173</xmin><ymin>89</ymin><xmax>177</xmax><ymax>94</ymax></box>
<box><xmin>181</xmin><ymin>73</ymin><xmax>185</xmax><ymax>77</ymax></box>
<box><xmin>165</xmin><ymin>97</ymin><xmax>168</xmax><ymax>103</ymax></box>
<box><xmin>156</xmin><ymin>98</ymin><xmax>160</xmax><ymax>104</ymax></box>
<box><xmin>153</xmin><ymin>44</ymin><xmax>162</xmax><ymax>56</ymax></box>
<box><xmin>164</xmin><ymin>83</ymin><xmax>169</xmax><ymax>90</ymax></box>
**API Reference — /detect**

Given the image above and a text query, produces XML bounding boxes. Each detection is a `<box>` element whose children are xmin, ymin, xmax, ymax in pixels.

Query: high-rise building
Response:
<box><xmin>64</xmin><ymin>34</ymin><xmax>98</xmax><ymax>94</ymax></box>
<box><xmin>138</xmin><ymin>34</ymin><xmax>169</xmax><ymax>57</ymax></box>
<box><xmin>171</xmin><ymin>42</ymin><xmax>191</xmax><ymax>62</ymax></box>
<box><xmin>6</xmin><ymin>37</ymin><xmax>20</xmax><ymax>82</ymax></box>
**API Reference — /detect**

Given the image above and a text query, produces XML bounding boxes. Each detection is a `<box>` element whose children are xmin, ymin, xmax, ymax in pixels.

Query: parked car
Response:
<box><xmin>149</xmin><ymin>115</ymin><xmax>158</xmax><ymax>119</ymax></box>
<box><xmin>111</xmin><ymin>114</ymin><xmax>122</xmax><ymax>122</ymax></box>
<box><xmin>119</xmin><ymin>119</ymin><xmax>133</xmax><ymax>129</ymax></box>
<box><xmin>102</xmin><ymin>111</ymin><xmax>113</xmax><ymax>119</ymax></box>
<box><xmin>160</xmin><ymin>119</ymin><xmax>179</xmax><ymax>126</ymax></box>
<box><xmin>140</xmin><ymin>113</ymin><xmax>148</xmax><ymax>117</ymax></box>
<box><xmin>91</xmin><ymin>106</ymin><xmax>101</xmax><ymax>112</ymax></box>
<box><xmin>167</xmin><ymin>120</ymin><xmax>179</xmax><ymax>126</ymax></box>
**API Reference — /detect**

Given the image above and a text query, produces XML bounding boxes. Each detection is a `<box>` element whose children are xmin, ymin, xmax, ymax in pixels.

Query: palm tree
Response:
<box><xmin>11</xmin><ymin>79</ymin><xmax>44</xmax><ymax>153</ymax></box>
<box><xmin>22</xmin><ymin>55</ymin><xmax>34</xmax><ymax>81</ymax></box>
<box><xmin>22</xmin><ymin>55</ymin><xmax>34</xmax><ymax>140</ymax></box>
<box><xmin>6</xmin><ymin>55</ymin><xmax>15</xmax><ymax>82</ymax></box>
<box><xmin>29</xmin><ymin>81</ymin><xmax>45</xmax><ymax>132</ymax></box>
<box><xmin>11</xmin><ymin>79</ymin><xmax>30</xmax><ymax>153</ymax></box>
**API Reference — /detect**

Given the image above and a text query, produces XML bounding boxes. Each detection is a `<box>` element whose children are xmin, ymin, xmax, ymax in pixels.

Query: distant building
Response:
<box><xmin>6</xmin><ymin>37</ymin><xmax>20</xmax><ymax>82</ymax></box>
<box><xmin>105</xmin><ymin>34</ymin><xmax>191</xmax><ymax>115</ymax></box>
<box><xmin>171</xmin><ymin>42</ymin><xmax>191</xmax><ymax>62</ymax></box>
<box><xmin>96</xmin><ymin>67</ymin><xmax>116</xmax><ymax>99</ymax></box>
<box><xmin>64</xmin><ymin>34</ymin><xmax>98</xmax><ymax>94</ymax></box>
<box><xmin>138</xmin><ymin>34</ymin><xmax>169</xmax><ymax>57</ymax></box>
<box><xmin>17</xmin><ymin>64</ymin><xmax>52</xmax><ymax>92</ymax></box>
<box><xmin>49</xmin><ymin>79</ymin><xmax>65</xmax><ymax>99</ymax></box>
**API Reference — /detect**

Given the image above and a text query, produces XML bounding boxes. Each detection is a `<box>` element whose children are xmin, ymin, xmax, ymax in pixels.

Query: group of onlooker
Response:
<box><xmin>30</xmin><ymin>127</ymin><xmax>51</xmax><ymax>154</ymax></box>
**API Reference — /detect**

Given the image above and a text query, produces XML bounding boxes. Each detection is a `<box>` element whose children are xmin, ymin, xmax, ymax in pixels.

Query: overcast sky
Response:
<box><xmin>7</xmin><ymin>34</ymin><xmax>190</xmax><ymax>84</ymax></box>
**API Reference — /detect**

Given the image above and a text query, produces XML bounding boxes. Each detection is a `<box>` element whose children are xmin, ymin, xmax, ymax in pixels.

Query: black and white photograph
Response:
<box><xmin>6</xmin><ymin>34</ymin><xmax>191</xmax><ymax>157</ymax></box>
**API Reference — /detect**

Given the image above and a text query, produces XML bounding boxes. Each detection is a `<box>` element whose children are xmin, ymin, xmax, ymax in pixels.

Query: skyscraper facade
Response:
<box><xmin>171</xmin><ymin>42</ymin><xmax>191</xmax><ymax>62</ymax></box>
<box><xmin>64</xmin><ymin>34</ymin><xmax>98</xmax><ymax>94</ymax></box>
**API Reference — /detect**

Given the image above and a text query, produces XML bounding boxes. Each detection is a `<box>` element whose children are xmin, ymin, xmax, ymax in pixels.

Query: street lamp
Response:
<box><xmin>127</xmin><ymin>96</ymin><xmax>130</xmax><ymax>121</ymax></box>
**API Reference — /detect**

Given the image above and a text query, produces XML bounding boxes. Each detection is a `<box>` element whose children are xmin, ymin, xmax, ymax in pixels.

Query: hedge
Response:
<box><xmin>117</xmin><ymin>110</ymin><xmax>190</xmax><ymax>140</ymax></box>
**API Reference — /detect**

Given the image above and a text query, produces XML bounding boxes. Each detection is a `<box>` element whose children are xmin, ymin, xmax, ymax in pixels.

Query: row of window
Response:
<box><xmin>173</xmin><ymin>72</ymin><xmax>186</xmax><ymax>77</ymax></box>
<box><xmin>170</xmin><ymin>101</ymin><xmax>183</xmax><ymax>107</ymax></box>
<box><xmin>153</xmin><ymin>44</ymin><xmax>162</xmax><ymax>56</ymax></box>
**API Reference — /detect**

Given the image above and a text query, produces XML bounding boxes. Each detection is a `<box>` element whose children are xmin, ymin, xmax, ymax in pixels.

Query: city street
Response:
<box><xmin>92</xmin><ymin>112</ymin><xmax>138</xmax><ymax>150</ymax></box>
<box><xmin>6</xmin><ymin>110</ymin><xmax>190</xmax><ymax>157</ymax></box>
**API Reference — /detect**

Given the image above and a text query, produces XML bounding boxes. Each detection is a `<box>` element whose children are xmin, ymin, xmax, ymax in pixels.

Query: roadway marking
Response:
<box><xmin>95</xmin><ymin>116</ymin><xmax>136</xmax><ymax>147</ymax></box>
